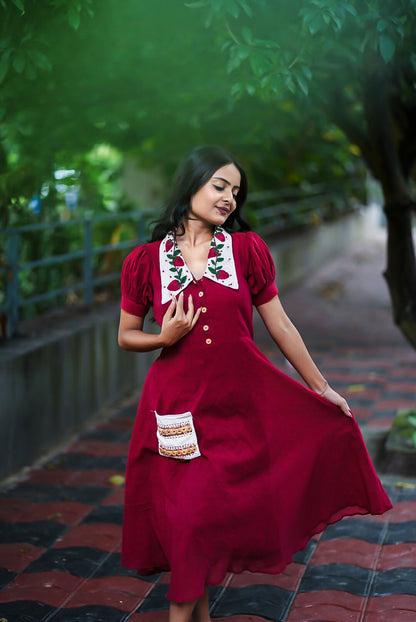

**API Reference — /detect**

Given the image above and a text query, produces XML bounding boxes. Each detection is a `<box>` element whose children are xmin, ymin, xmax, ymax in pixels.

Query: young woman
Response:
<box><xmin>118</xmin><ymin>145</ymin><xmax>391</xmax><ymax>622</ymax></box>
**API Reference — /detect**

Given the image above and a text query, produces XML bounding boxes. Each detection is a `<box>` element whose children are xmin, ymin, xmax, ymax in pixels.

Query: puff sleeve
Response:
<box><xmin>120</xmin><ymin>244</ymin><xmax>153</xmax><ymax>317</ymax></box>
<box><xmin>246</xmin><ymin>232</ymin><xmax>279</xmax><ymax>306</ymax></box>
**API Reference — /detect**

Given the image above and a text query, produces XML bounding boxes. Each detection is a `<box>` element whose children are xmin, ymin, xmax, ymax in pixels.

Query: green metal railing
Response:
<box><xmin>247</xmin><ymin>181</ymin><xmax>361</xmax><ymax>235</ymax></box>
<box><xmin>0</xmin><ymin>211</ymin><xmax>153</xmax><ymax>339</ymax></box>
<box><xmin>0</xmin><ymin>183</ymin><xmax>361</xmax><ymax>339</ymax></box>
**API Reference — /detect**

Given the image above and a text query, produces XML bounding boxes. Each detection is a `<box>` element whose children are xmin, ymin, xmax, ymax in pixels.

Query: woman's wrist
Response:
<box><xmin>311</xmin><ymin>379</ymin><xmax>329</xmax><ymax>395</ymax></box>
<box><xmin>318</xmin><ymin>379</ymin><xmax>329</xmax><ymax>396</ymax></box>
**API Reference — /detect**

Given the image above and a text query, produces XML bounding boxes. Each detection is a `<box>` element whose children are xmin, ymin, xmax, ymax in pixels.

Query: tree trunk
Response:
<box><xmin>383</xmin><ymin>200</ymin><xmax>416</xmax><ymax>348</ymax></box>
<box><xmin>361</xmin><ymin>65</ymin><xmax>416</xmax><ymax>349</ymax></box>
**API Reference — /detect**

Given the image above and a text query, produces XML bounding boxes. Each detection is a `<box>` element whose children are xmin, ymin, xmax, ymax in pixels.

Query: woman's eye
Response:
<box><xmin>213</xmin><ymin>185</ymin><xmax>224</xmax><ymax>192</ymax></box>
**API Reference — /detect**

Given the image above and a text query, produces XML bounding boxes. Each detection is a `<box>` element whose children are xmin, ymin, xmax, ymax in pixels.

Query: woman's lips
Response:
<box><xmin>216</xmin><ymin>206</ymin><xmax>229</xmax><ymax>216</ymax></box>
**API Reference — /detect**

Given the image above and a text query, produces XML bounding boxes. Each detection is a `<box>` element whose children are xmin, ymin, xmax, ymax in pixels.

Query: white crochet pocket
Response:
<box><xmin>155</xmin><ymin>411</ymin><xmax>201</xmax><ymax>460</ymax></box>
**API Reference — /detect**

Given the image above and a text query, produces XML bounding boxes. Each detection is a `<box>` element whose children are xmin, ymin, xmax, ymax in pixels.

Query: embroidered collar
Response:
<box><xmin>159</xmin><ymin>226</ymin><xmax>238</xmax><ymax>303</ymax></box>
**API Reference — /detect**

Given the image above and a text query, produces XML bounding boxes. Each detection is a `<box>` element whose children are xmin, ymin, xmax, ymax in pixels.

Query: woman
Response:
<box><xmin>118</xmin><ymin>145</ymin><xmax>391</xmax><ymax>622</ymax></box>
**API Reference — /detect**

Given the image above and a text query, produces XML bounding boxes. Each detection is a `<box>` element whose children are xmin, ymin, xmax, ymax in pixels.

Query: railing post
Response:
<box><xmin>6</xmin><ymin>230</ymin><xmax>19</xmax><ymax>338</ymax></box>
<box><xmin>137</xmin><ymin>211</ymin><xmax>146</xmax><ymax>242</ymax></box>
<box><xmin>84</xmin><ymin>218</ymin><xmax>93</xmax><ymax>307</ymax></box>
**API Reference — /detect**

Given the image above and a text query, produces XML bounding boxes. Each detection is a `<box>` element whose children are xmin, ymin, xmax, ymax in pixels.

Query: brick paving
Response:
<box><xmin>1</xmin><ymin>231</ymin><xmax>416</xmax><ymax>621</ymax></box>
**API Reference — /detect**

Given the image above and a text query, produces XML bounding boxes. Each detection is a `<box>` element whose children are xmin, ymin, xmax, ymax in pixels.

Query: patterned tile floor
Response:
<box><xmin>1</xmin><ymin>234</ymin><xmax>416</xmax><ymax>622</ymax></box>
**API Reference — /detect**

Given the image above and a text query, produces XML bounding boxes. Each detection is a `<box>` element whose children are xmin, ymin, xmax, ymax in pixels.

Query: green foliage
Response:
<box><xmin>0</xmin><ymin>0</ymin><xmax>373</xmax><ymax>326</ymax></box>
<box><xmin>0</xmin><ymin>0</ymin><xmax>369</xmax><ymax>237</ymax></box>
<box><xmin>0</xmin><ymin>0</ymin><xmax>94</xmax><ymax>84</ymax></box>
<box><xmin>191</xmin><ymin>0</ymin><xmax>415</xmax><ymax>100</ymax></box>
<box><xmin>388</xmin><ymin>410</ymin><xmax>416</xmax><ymax>452</ymax></box>
<box><xmin>187</xmin><ymin>0</ymin><xmax>416</xmax><ymax>192</ymax></box>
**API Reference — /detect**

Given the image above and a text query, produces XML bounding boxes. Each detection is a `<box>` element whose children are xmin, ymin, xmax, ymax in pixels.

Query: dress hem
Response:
<box><xmin>123</xmin><ymin>500</ymin><xmax>392</xmax><ymax>603</ymax></box>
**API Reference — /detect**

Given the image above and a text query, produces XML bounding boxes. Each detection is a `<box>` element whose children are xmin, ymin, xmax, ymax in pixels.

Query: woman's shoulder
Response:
<box><xmin>231</xmin><ymin>230</ymin><xmax>269</xmax><ymax>252</ymax></box>
<box><xmin>122</xmin><ymin>240</ymin><xmax>161</xmax><ymax>274</ymax></box>
<box><xmin>125</xmin><ymin>239</ymin><xmax>161</xmax><ymax>260</ymax></box>
<box><xmin>231</xmin><ymin>230</ymin><xmax>264</xmax><ymax>240</ymax></box>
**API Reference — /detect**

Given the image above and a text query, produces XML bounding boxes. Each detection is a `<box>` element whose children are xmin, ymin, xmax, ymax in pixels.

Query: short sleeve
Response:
<box><xmin>245</xmin><ymin>232</ymin><xmax>278</xmax><ymax>306</ymax></box>
<box><xmin>120</xmin><ymin>244</ymin><xmax>153</xmax><ymax>317</ymax></box>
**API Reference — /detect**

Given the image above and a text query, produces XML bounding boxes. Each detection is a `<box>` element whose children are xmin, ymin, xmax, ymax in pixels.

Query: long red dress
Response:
<box><xmin>120</xmin><ymin>228</ymin><xmax>392</xmax><ymax>603</ymax></box>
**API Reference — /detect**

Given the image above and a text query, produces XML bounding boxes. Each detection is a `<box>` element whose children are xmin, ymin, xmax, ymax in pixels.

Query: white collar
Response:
<box><xmin>159</xmin><ymin>226</ymin><xmax>238</xmax><ymax>304</ymax></box>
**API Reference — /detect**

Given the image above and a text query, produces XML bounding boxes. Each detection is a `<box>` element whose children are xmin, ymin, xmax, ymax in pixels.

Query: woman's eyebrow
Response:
<box><xmin>213</xmin><ymin>176</ymin><xmax>240</xmax><ymax>190</ymax></box>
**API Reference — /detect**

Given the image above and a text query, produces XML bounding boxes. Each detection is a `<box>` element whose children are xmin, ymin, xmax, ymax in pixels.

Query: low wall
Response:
<box><xmin>0</xmin><ymin>307</ymin><xmax>157</xmax><ymax>483</ymax></box>
<box><xmin>0</xmin><ymin>207</ymin><xmax>375</xmax><ymax>482</ymax></box>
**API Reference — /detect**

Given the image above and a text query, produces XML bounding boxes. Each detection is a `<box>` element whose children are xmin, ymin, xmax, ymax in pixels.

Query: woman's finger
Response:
<box><xmin>175</xmin><ymin>292</ymin><xmax>184</xmax><ymax>317</ymax></box>
<box><xmin>187</xmin><ymin>294</ymin><xmax>194</xmax><ymax>317</ymax></box>
<box><xmin>340</xmin><ymin>400</ymin><xmax>353</xmax><ymax>418</ymax></box>
<box><xmin>164</xmin><ymin>297</ymin><xmax>177</xmax><ymax>320</ymax></box>
<box><xmin>322</xmin><ymin>387</ymin><xmax>353</xmax><ymax>418</ymax></box>
<box><xmin>191</xmin><ymin>306</ymin><xmax>202</xmax><ymax>328</ymax></box>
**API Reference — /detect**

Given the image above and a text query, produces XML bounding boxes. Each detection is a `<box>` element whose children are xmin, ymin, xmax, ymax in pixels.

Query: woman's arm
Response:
<box><xmin>257</xmin><ymin>295</ymin><xmax>352</xmax><ymax>417</ymax></box>
<box><xmin>118</xmin><ymin>292</ymin><xmax>201</xmax><ymax>352</ymax></box>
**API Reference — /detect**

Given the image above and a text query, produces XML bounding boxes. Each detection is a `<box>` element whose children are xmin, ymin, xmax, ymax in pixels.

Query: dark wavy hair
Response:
<box><xmin>151</xmin><ymin>145</ymin><xmax>250</xmax><ymax>241</ymax></box>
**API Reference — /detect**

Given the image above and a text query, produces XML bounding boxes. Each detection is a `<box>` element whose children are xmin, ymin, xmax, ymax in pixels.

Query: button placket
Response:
<box><xmin>196</xmin><ymin>289</ymin><xmax>212</xmax><ymax>344</ymax></box>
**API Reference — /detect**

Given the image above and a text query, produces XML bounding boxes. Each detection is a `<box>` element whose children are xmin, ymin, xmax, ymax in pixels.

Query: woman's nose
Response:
<box><xmin>224</xmin><ymin>188</ymin><xmax>234</xmax><ymax>202</ymax></box>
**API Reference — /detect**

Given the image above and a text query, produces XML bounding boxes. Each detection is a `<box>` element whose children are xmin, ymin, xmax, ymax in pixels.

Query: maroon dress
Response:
<box><xmin>120</xmin><ymin>228</ymin><xmax>392</xmax><ymax>603</ymax></box>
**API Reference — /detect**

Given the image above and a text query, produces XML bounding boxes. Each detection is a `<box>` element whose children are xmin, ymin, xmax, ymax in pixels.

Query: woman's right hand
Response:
<box><xmin>159</xmin><ymin>292</ymin><xmax>201</xmax><ymax>347</ymax></box>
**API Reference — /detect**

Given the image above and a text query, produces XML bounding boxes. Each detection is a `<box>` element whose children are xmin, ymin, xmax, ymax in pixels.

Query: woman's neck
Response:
<box><xmin>179</xmin><ymin>219</ymin><xmax>215</xmax><ymax>248</ymax></box>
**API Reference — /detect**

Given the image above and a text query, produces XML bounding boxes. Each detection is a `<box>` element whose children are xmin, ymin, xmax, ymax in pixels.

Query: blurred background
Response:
<box><xmin>0</xmin><ymin>0</ymin><xmax>415</xmax><ymax>479</ymax></box>
<box><xmin>0</xmin><ymin>0</ymin><xmax>374</xmax><ymax>327</ymax></box>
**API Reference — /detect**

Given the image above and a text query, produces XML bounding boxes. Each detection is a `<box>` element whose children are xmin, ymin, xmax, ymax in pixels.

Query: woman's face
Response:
<box><xmin>188</xmin><ymin>163</ymin><xmax>241</xmax><ymax>228</ymax></box>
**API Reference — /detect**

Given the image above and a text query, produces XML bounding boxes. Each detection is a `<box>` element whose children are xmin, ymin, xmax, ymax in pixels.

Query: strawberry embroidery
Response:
<box><xmin>207</xmin><ymin>227</ymin><xmax>228</xmax><ymax>280</ymax></box>
<box><xmin>216</xmin><ymin>270</ymin><xmax>230</xmax><ymax>280</ymax></box>
<box><xmin>165</xmin><ymin>232</ymin><xmax>188</xmax><ymax>290</ymax></box>
<box><xmin>167</xmin><ymin>280</ymin><xmax>181</xmax><ymax>291</ymax></box>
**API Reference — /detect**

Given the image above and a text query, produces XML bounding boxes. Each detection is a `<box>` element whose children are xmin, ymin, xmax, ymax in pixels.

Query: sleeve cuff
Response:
<box><xmin>121</xmin><ymin>295</ymin><xmax>149</xmax><ymax>317</ymax></box>
<box><xmin>252</xmin><ymin>281</ymin><xmax>279</xmax><ymax>307</ymax></box>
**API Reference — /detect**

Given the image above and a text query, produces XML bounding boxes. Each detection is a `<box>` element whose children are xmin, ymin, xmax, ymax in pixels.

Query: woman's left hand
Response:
<box><xmin>319</xmin><ymin>385</ymin><xmax>353</xmax><ymax>418</ymax></box>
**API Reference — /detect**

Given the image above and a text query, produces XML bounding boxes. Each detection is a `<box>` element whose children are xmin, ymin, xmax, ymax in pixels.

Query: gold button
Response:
<box><xmin>198</xmin><ymin>291</ymin><xmax>204</xmax><ymax>297</ymax></box>
<box><xmin>201</xmin><ymin>307</ymin><xmax>207</xmax><ymax>313</ymax></box>
<box><xmin>203</xmin><ymin>325</ymin><xmax>209</xmax><ymax>331</ymax></box>
<box><xmin>205</xmin><ymin>338</ymin><xmax>212</xmax><ymax>345</ymax></box>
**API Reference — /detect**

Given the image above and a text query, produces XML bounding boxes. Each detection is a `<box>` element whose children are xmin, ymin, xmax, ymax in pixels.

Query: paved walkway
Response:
<box><xmin>1</xmin><ymin>230</ymin><xmax>416</xmax><ymax>622</ymax></box>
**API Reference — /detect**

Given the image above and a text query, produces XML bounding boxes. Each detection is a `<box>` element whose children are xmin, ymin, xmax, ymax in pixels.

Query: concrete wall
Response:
<box><xmin>266</xmin><ymin>205</ymin><xmax>374</xmax><ymax>290</ymax></box>
<box><xmin>0</xmin><ymin>306</ymin><xmax>156</xmax><ymax>483</ymax></box>
<box><xmin>0</xmin><ymin>207</ymin><xmax>374</xmax><ymax>482</ymax></box>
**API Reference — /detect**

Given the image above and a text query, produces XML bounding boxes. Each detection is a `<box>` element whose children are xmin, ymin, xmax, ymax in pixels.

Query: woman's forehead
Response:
<box><xmin>211</xmin><ymin>163</ymin><xmax>241</xmax><ymax>186</ymax></box>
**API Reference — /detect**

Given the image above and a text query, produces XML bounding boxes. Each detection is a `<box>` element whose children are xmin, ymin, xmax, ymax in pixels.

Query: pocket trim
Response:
<box><xmin>155</xmin><ymin>410</ymin><xmax>201</xmax><ymax>460</ymax></box>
